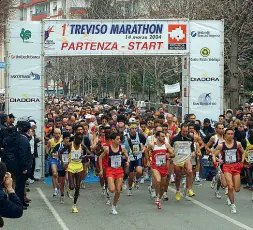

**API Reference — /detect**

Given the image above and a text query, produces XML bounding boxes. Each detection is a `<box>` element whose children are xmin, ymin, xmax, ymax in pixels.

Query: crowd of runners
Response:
<box><xmin>2</xmin><ymin>95</ymin><xmax>253</xmax><ymax>217</ymax></box>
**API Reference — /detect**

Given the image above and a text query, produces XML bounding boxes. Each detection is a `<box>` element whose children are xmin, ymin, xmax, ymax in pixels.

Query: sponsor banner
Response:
<box><xmin>7</xmin><ymin>21</ymin><xmax>43</xmax><ymax>177</ymax></box>
<box><xmin>9</xmin><ymin>21</ymin><xmax>42</xmax><ymax>55</ymax></box>
<box><xmin>164</xmin><ymin>83</ymin><xmax>180</xmax><ymax>94</ymax></box>
<box><xmin>189</xmin><ymin>20</ymin><xmax>224</xmax><ymax>122</ymax></box>
<box><xmin>44</xmin><ymin>19</ymin><xmax>190</xmax><ymax>56</ymax></box>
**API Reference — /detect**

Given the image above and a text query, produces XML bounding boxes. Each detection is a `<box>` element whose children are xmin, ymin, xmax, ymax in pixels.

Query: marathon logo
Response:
<box><xmin>10</xmin><ymin>98</ymin><xmax>40</xmax><ymax>103</ymax></box>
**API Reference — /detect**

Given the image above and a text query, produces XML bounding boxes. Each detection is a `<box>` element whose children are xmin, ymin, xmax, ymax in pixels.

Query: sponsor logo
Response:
<box><xmin>190</xmin><ymin>73</ymin><xmax>219</xmax><ymax>82</ymax></box>
<box><xmin>10</xmin><ymin>55</ymin><xmax>40</xmax><ymax>59</ymax></box>
<box><xmin>45</xmin><ymin>26</ymin><xmax>54</xmax><ymax>41</ymax></box>
<box><xmin>168</xmin><ymin>24</ymin><xmax>187</xmax><ymax>50</ymax></box>
<box><xmin>20</xmin><ymin>28</ymin><xmax>32</xmax><ymax>43</ymax></box>
<box><xmin>10</xmin><ymin>72</ymin><xmax>40</xmax><ymax>80</ymax></box>
<box><xmin>190</xmin><ymin>31</ymin><xmax>220</xmax><ymax>38</ymax></box>
<box><xmin>10</xmin><ymin>97</ymin><xmax>40</xmax><ymax>103</ymax></box>
<box><xmin>200</xmin><ymin>47</ymin><xmax>210</xmax><ymax>57</ymax></box>
<box><xmin>192</xmin><ymin>93</ymin><xmax>217</xmax><ymax>106</ymax></box>
<box><xmin>191</xmin><ymin>31</ymin><xmax>197</xmax><ymax>37</ymax></box>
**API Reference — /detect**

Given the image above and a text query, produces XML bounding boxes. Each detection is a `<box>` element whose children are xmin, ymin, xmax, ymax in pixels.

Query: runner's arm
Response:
<box><xmin>99</xmin><ymin>147</ymin><xmax>109</xmax><ymax>172</ymax></box>
<box><xmin>166</xmin><ymin>143</ymin><xmax>175</xmax><ymax>158</ymax></box>
<box><xmin>212</xmin><ymin>144</ymin><xmax>222</xmax><ymax>163</ymax></box>
<box><xmin>205</xmin><ymin>136</ymin><xmax>214</xmax><ymax>154</ymax></box>
<box><xmin>122</xmin><ymin>147</ymin><xmax>130</xmax><ymax>164</ymax></box>
<box><xmin>195</xmin><ymin>142</ymin><xmax>202</xmax><ymax>157</ymax></box>
<box><xmin>45</xmin><ymin>139</ymin><xmax>52</xmax><ymax>154</ymax></box>
<box><xmin>237</xmin><ymin>142</ymin><xmax>245</xmax><ymax>162</ymax></box>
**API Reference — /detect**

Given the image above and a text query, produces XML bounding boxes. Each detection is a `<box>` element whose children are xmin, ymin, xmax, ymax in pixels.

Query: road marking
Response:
<box><xmin>168</xmin><ymin>187</ymin><xmax>253</xmax><ymax>230</ymax></box>
<box><xmin>37</xmin><ymin>188</ymin><xmax>70</xmax><ymax>230</ymax></box>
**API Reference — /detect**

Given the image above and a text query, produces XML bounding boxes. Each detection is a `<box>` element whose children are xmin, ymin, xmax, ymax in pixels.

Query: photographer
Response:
<box><xmin>0</xmin><ymin>161</ymin><xmax>23</xmax><ymax>228</ymax></box>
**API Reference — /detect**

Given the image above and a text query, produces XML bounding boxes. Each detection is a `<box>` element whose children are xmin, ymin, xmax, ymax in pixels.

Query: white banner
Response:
<box><xmin>7</xmin><ymin>21</ymin><xmax>43</xmax><ymax>177</ymax></box>
<box><xmin>189</xmin><ymin>20</ymin><xmax>224</xmax><ymax>122</ymax></box>
<box><xmin>164</xmin><ymin>83</ymin><xmax>180</xmax><ymax>94</ymax></box>
<box><xmin>44</xmin><ymin>19</ymin><xmax>190</xmax><ymax>56</ymax></box>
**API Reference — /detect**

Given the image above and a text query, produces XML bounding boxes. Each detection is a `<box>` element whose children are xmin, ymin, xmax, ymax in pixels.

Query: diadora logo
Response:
<box><xmin>31</xmin><ymin>72</ymin><xmax>40</xmax><ymax>80</ymax></box>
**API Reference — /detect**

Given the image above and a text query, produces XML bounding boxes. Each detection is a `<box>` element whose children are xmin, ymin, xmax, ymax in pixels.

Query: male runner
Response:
<box><xmin>99</xmin><ymin>133</ymin><xmax>130</xmax><ymax>215</ymax></box>
<box><xmin>147</xmin><ymin>131</ymin><xmax>174</xmax><ymax>209</ymax></box>
<box><xmin>45</xmin><ymin>128</ymin><xmax>62</xmax><ymax>197</ymax></box>
<box><xmin>213</xmin><ymin>128</ymin><xmax>245</xmax><ymax>214</ymax></box>
<box><xmin>171</xmin><ymin>124</ymin><xmax>195</xmax><ymax>200</ymax></box>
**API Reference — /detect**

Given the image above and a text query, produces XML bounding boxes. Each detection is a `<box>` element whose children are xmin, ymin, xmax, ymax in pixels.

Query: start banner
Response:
<box><xmin>44</xmin><ymin>19</ymin><xmax>190</xmax><ymax>56</ymax></box>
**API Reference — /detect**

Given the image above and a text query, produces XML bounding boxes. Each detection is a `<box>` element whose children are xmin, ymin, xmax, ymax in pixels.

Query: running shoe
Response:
<box><xmin>140</xmin><ymin>177</ymin><xmax>145</xmax><ymax>184</ymax></box>
<box><xmin>226</xmin><ymin>197</ymin><xmax>231</xmax><ymax>206</ymax></box>
<box><xmin>155</xmin><ymin>197</ymin><xmax>160</xmax><ymax>205</ymax></box>
<box><xmin>157</xmin><ymin>201</ymin><xmax>162</xmax><ymax>209</ymax></box>
<box><xmin>60</xmin><ymin>196</ymin><xmax>64</xmax><ymax>204</ymax></box>
<box><xmin>150</xmin><ymin>189</ymin><xmax>156</xmax><ymax>198</ymax></box>
<box><xmin>122</xmin><ymin>182</ymin><xmax>127</xmax><ymax>190</ymax></box>
<box><xmin>162</xmin><ymin>192</ymin><xmax>169</xmax><ymax>201</ymax></box>
<box><xmin>67</xmin><ymin>189</ymin><xmax>74</xmax><ymax>199</ymax></box>
<box><xmin>135</xmin><ymin>181</ymin><xmax>140</xmax><ymax>189</ymax></box>
<box><xmin>176</xmin><ymin>191</ymin><xmax>181</xmax><ymax>201</ymax></box>
<box><xmin>27</xmin><ymin>178</ymin><xmax>35</xmax><ymax>184</ymax></box>
<box><xmin>230</xmin><ymin>204</ymin><xmax>236</xmax><ymax>214</ymax></box>
<box><xmin>72</xmin><ymin>205</ymin><xmax>79</xmax><ymax>213</ymax></box>
<box><xmin>195</xmin><ymin>175</ymin><xmax>200</xmax><ymax>182</ymax></box>
<box><xmin>127</xmin><ymin>189</ymin><xmax>133</xmax><ymax>196</ymax></box>
<box><xmin>80</xmin><ymin>181</ymin><xmax>86</xmax><ymax>189</ymax></box>
<box><xmin>106</xmin><ymin>198</ymin><xmax>111</xmax><ymax>205</ymax></box>
<box><xmin>170</xmin><ymin>174</ymin><xmax>175</xmax><ymax>183</ymax></box>
<box><xmin>111</xmin><ymin>206</ymin><xmax>118</xmax><ymax>215</ymax></box>
<box><xmin>210</xmin><ymin>176</ymin><xmax>216</xmax><ymax>189</ymax></box>
<box><xmin>53</xmin><ymin>189</ymin><xmax>58</xmax><ymax>197</ymax></box>
<box><xmin>188</xmin><ymin>189</ymin><xmax>195</xmax><ymax>197</ymax></box>
<box><xmin>215</xmin><ymin>191</ymin><xmax>221</xmax><ymax>199</ymax></box>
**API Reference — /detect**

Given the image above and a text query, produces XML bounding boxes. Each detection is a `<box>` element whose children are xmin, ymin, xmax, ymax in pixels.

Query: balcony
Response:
<box><xmin>32</xmin><ymin>11</ymin><xmax>48</xmax><ymax>20</ymax></box>
<box><xmin>19</xmin><ymin>0</ymin><xmax>49</xmax><ymax>8</ymax></box>
<box><xmin>70</xmin><ymin>7</ymin><xmax>86</xmax><ymax>15</ymax></box>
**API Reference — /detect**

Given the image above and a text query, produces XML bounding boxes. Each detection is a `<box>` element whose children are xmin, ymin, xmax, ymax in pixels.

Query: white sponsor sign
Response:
<box><xmin>44</xmin><ymin>19</ymin><xmax>190</xmax><ymax>56</ymax></box>
<box><xmin>164</xmin><ymin>83</ymin><xmax>180</xmax><ymax>94</ymax></box>
<box><xmin>189</xmin><ymin>20</ymin><xmax>224</xmax><ymax>122</ymax></box>
<box><xmin>7</xmin><ymin>21</ymin><xmax>43</xmax><ymax>177</ymax></box>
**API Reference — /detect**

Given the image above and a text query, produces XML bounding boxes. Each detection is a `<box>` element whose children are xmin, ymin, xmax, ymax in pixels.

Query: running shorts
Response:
<box><xmin>221</xmin><ymin>162</ymin><xmax>244</xmax><ymax>176</ymax></box>
<box><xmin>106</xmin><ymin>166</ymin><xmax>124</xmax><ymax>179</ymax></box>
<box><xmin>129</xmin><ymin>158</ymin><xmax>142</xmax><ymax>172</ymax></box>
<box><xmin>151</xmin><ymin>166</ymin><xmax>168</xmax><ymax>177</ymax></box>
<box><xmin>67</xmin><ymin>162</ymin><xmax>83</xmax><ymax>174</ymax></box>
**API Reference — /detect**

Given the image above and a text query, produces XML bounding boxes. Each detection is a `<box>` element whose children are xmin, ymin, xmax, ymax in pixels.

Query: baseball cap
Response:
<box><xmin>236</xmin><ymin>106</ymin><xmax>243</xmax><ymax>111</ymax></box>
<box><xmin>129</xmin><ymin>117</ymin><xmax>136</xmax><ymax>123</ymax></box>
<box><xmin>22</xmin><ymin>121</ymin><xmax>31</xmax><ymax>130</ymax></box>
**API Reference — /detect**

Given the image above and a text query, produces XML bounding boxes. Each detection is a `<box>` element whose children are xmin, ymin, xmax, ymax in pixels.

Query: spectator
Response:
<box><xmin>202</xmin><ymin>118</ymin><xmax>215</xmax><ymax>136</ymax></box>
<box><xmin>15</xmin><ymin>121</ymin><xmax>32</xmax><ymax>209</ymax></box>
<box><xmin>235</xmin><ymin>106</ymin><xmax>244</xmax><ymax>120</ymax></box>
<box><xmin>219</xmin><ymin>114</ymin><xmax>229</xmax><ymax>128</ymax></box>
<box><xmin>0</xmin><ymin>161</ymin><xmax>23</xmax><ymax>227</ymax></box>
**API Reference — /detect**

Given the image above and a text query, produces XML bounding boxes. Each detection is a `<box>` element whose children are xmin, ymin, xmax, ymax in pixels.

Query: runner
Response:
<box><xmin>213</xmin><ymin>128</ymin><xmax>245</xmax><ymax>213</ymax></box>
<box><xmin>51</xmin><ymin>132</ymin><xmax>71</xmax><ymax>203</ymax></box>
<box><xmin>171</xmin><ymin>124</ymin><xmax>195</xmax><ymax>200</ymax></box>
<box><xmin>147</xmin><ymin>131</ymin><xmax>174</xmax><ymax>209</ymax></box>
<box><xmin>45</xmin><ymin>128</ymin><xmax>62</xmax><ymax>197</ymax></box>
<box><xmin>206</xmin><ymin>123</ymin><xmax>227</xmax><ymax>199</ymax></box>
<box><xmin>127</xmin><ymin>122</ymin><xmax>146</xmax><ymax>195</ymax></box>
<box><xmin>99</xmin><ymin>132</ymin><xmax>130</xmax><ymax>215</ymax></box>
<box><xmin>59</xmin><ymin>134</ymin><xmax>93</xmax><ymax>213</ymax></box>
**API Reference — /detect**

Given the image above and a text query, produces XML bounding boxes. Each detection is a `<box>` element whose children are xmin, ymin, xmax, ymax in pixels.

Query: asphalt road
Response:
<box><xmin>3</xmin><ymin>180</ymin><xmax>253</xmax><ymax>230</ymax></box>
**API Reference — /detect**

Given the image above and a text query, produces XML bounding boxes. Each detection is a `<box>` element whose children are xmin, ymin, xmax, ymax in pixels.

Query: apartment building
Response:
<box><xmin>18</xmin><ymin>0</ymin><xmax>87</xmax><ymax>21</ymax></box>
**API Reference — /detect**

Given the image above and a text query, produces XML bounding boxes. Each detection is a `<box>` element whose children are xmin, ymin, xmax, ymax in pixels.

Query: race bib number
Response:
<box><xmin>133</xmin><ymin>145</ymin><xmax>140</xmax><ymax>153</ymax></box>
<box><xmin>225</xmin><ymin>150</ymin><xmax>237</xmax><ymax>164</ymax></box>
<box><xmin>156</xmin><ymin>155</ymin><xmax>166</xmax><ymax>166</ymax></box>
<box><xmin>248</xmin><ymin>153</ymin><xmax>253</xmax><ymax>164</ymax></box>
<box><xmin>174</xmin><ymin>141</ymin><xmax>191</xmax><ymax>156</ymax></box>
<box><xmin>111</xmin><ymin>155</ymin><xmax>122</xmax><ymax>168</ymax></box>
<box><xmin>71</xmin><ymin>150</ymin><xmax>81</xmax><ymax>161</ymax></box>
<box><xmin>62</xmin><ymin>154</ymin><xmax>69</xmax><ymax>164</ymax></box>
